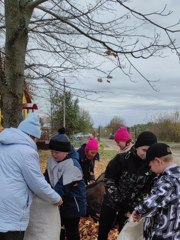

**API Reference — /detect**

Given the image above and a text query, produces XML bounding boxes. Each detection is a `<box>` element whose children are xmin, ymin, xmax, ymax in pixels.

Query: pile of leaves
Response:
<box><xmin>79</xmin><ymin>216</ymin><xmax>119</xmax><ymax>240</ymax></box>
<box><xmin>39</xmin><ymin>149</ymin><xmax>118</xmax><ymax>240</ymax></box>
<box><xmin>79</xmin><ymin>149</ymin><xmax>118</xmax><ymax>240</ymax></box>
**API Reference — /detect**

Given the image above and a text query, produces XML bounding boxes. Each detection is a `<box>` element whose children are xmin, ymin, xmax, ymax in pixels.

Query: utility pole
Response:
<box><xmin>63</xmin><ymin>78</ymin><xmax>66</xmax><ymax>128</ymax></box>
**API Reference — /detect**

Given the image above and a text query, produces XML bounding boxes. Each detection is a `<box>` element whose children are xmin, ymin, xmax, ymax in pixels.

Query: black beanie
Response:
<box><xmin>49</xmin><ymin>127</ymin><xmax>71</xmax><ymax>152</ymax></box>
<box><xmin>135</xmin><ymin>131</ymin><xmax>157</xmax><ymax>148</ymax></box>
<box><xmin>146</xmin><ymin>143</ymin><xmax>172</xmax><ymax>162</ymax></box>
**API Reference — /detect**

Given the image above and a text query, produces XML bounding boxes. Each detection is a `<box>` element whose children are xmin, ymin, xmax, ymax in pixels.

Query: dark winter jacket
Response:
<box><xmin>44</xmin><ymin>155</ymin><xmax>87</xmax><ymax>219</ymax></box>
<box><xmin>77</xmin><ymin>144</ymin><xmax>100</xmax><ymax>184</ymax></box>
<box><xmin>135</xmin><ymin>165</ymin><xmax>180</xmax><ymax>240</ymax></box>
<box><xmin>103</xmin><ymin>147</ymin><xmax>155</xmax><ymax>213</ymax></box>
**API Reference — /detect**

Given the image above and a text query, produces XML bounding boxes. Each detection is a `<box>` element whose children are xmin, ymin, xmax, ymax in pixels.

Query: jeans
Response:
<box><xmin>0</xmin><ymin>231</ymin><xmax>24</xmax><ymax>240</ymax></box>
<box><xmin>98</xmin><ymin>204</ymin><xmax>127</xmax><ymax>240</ymax></box>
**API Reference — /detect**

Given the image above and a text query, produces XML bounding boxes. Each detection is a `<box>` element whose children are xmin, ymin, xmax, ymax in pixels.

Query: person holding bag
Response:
<box><xmin>132</xmin><ymin>143</ymin><xmax>180</xmax><ymax>239</ymax></box>
<box><xmin>98</xmin><ymin>131</ymin><xmax>157</xmax><ymax>240</ymax></box>
<box><xmin>0</xmin><ymin>113</ymin><xmax>62</xmax><ymax>240</ymax></box>
<box><xmin>44</xmin><ymin>128</ymin><xmax>87</xmax><ymax>240</ymax></box>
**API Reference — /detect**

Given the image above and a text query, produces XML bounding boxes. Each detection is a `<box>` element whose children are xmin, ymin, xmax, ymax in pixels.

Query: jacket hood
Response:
<box><xmin>0</xmin><ymin>127</ymin><xmax>37</xmax><ymax>150</ymax></box>
<box><xmin>130</xmin><ymin>146</ymin><xmax>150</xmax><ymax>174</ymax></box>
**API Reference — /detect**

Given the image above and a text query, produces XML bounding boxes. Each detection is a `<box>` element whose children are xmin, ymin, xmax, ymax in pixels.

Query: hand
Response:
<box><xmin>131</xmin><ymin>211</ymin><xmax>142</xmax><ymax>222</ymax></box>
<box><xmin>54</xmin><ymin>199</ymin><xmax>63</xmax><ymax>207</ymax></box>
<box><xmin>126</xmin><ymin>211</ymin><xmax>131</xmax><ymax>217</ymax></box>
<box><xmin>88</xmin><ymin>180</ymin><xmax>95</xmax><ymax>185</ymax></box>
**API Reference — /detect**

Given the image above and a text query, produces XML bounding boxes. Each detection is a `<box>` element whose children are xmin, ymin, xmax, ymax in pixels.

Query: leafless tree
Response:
<box><xmin>0</xmin><ymin>0</ymin><xmax>180</xmax><ymax>126</ymax></box>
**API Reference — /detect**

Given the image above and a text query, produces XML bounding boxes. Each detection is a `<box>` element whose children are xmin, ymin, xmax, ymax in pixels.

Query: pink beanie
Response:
<box><xmin>114</xmin><ymin>127</ymin><xmax>131</xmax><ymax>142</ymax></box>
<box><xmin>85</xmin><ymin>138</ymin><xmax>99</xmax><ymax>151</ymax></box>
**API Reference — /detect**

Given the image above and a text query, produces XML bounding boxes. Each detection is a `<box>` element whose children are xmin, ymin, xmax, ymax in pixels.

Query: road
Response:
<box><xmin>101</xmin><ymin>138</ymin><xmax>180</xmax><ymax>165</ymax></box>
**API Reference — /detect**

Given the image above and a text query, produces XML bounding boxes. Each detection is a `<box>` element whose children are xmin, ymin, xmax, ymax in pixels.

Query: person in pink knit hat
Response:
<box><xmin>114</xmin><ymin>126</ymin><xmax>133</xmax><ymax>153</ymax></box>
<box><xmin>77</xmin><ymin>138</ymin><xmax>99</xmax><ymax>185</ymax></box>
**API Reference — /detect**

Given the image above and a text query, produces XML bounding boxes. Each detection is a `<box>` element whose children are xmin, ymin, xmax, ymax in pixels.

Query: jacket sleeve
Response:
<box><xmin>55</xmin><ymin>160</ymin><xmax>83</xmax><ymax>198</ymax></box>
<box><xmin>44</xmin><ymin>169</ymin><xmax>50</xmax><ymax>184</ymax></box>
<box><xmin>54</xmin><ymin>179</ymin><xmax>65</xmax><ymax>198</ymax></box>
<box><xmin>77</xmin><ymin>145</ymin><xmax>83</xmax><ymax>164</ymax></box>
<box><xmin>104</xmin><ymin>154</ymin><xmax>122</xmax><ymax>203</ymax></box>
<box><xmin>69</xmin><ymin>145</ymin><xmax>79</xmax><ymax>161</ymax></box>
<box><xmin>54</xmin><ymin>179</ymin><xmax>80</xmax><ymax>198</ymax></box>
<box><xmin>134</xmin><ymin>176</ymin><xmax>176</xmax><ymax>217</ymax></box>
<box><xmin>21</xmin><ymin>149</ymin><xmax>62</xmax><ymax>204</ymax></box>
<box><xmin>95</xmin><ymin>152</ymin><xmax>100</xmax><ymax>161</ymax></box>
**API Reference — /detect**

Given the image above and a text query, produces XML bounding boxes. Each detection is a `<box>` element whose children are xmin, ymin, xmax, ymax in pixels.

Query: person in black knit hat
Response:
<box><xmin>49</xmin><ymin>128</ymin><xmax>71</xmax><ymax>152</ymax></box>
<box><xmin>44</xmin><ymin>128</ymin><xmax>86</xmax><ymax>240</ymax></box>
<box><xmin>98</xmin><ymin>131</ymin><xmax>157</xmax><ymax>240</ymax></box>
<box><xmin>134</xmin><ymin>131</ymin><xmax>157</xmax><ymax>149</ymax></box>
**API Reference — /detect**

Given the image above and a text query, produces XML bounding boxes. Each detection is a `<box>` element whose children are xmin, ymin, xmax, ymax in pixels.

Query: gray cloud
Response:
<box><xmin>77</xmin><ymin>46</ymin><xmax>180</xmax><ymax>127</ymax></box>
<box><xmin>35</xmin><ymin>0</ymin><xmax>180</xmax><ymax>128</ymax></box>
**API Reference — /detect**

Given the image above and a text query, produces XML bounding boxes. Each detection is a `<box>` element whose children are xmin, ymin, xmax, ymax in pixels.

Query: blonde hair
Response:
<box><xmin>161</xmin><ymin>154</ymin><xmax>173</xmax><ymax>163</ymax></box>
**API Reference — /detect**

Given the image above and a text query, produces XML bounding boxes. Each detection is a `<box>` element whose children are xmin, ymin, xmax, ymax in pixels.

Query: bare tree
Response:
<box><xmin>0</xmin><ymin>0</ymin><xmax>180</xmax><ymax>127</ymax></box>
<box><xmin>106</xmin><ymin>115</ymin><xmax>125</xmax><ymax>134</ymax></box>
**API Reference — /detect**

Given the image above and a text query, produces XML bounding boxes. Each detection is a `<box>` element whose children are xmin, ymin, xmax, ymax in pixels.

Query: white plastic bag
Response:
<box><xmin>117</xmin><ymin>217</ymin><xmax>144</xmax><ymax>240</ymax></box>
<box><xmin>24</xmin><ymin>196</ymin><xmax>61</xmax><ymax>240</ymax></box>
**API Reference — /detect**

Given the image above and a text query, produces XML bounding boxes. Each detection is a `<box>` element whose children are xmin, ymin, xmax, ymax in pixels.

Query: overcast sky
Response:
<box><xmin>36</xmin><ymin>0</ymin><xmax>180</xmax><ymax>128</ymax></box>
<box><xmin>73</xmin><ymin>0</ymin><xmax>180</xmax><ymax>128</ymax></box>
<box><xmin>77</xmin><ymin>52</ymin><xmax>180</xmax><ymax>127</ymax></box>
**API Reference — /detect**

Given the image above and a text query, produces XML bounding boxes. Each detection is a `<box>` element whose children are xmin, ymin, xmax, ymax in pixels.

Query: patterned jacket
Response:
<box><xmin>103</xmin><ymin>147</ymin><xmax>155</xmax><ymax>213</ymax></box>
<box><xmin>135</xmin><ymin>165</ymin><xmax>180</xmax><ymax>240</ymax></box>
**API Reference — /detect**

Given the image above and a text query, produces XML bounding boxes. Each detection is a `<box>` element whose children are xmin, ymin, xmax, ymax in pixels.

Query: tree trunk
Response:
<box><xmin>2</xmin><ymin>0</ymin><xmax>33</xmax><ymax>127</ymax></box>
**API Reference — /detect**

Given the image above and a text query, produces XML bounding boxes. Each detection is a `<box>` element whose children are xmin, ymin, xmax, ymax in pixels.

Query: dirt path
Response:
<box><xmin>102</xmin><ymin>138</ymin><xmax>180</xmax><ymax>165</ymax></box>
<box><xmin>169</xmin><ymin>144</ymin><xmax>180</xmax><ymax>165</ymax></box>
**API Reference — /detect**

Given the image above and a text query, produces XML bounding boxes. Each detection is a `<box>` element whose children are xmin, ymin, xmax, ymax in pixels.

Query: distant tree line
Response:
<box><xmin>99</xmin><ymin>112</ymin><xmax>180</xmax><ymax>143</ymax></box>
<box><xmin>133</xmin><ymin>111</ymin><xmax>180</xmax><ymax>143</ymax></box>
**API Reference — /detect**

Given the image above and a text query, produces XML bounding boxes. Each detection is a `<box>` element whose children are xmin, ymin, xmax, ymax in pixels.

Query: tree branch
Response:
<box><xmin>27</xmin><ymin>0</ymin><xmax>47</xmax><ymax>10</ymax></box>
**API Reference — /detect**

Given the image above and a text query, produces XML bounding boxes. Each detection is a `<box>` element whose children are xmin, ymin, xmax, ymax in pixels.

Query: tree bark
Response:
<box><xmin>2</xmin><ymin>0</ymin><xmax>33</xmax><ymax>127</ymax></box>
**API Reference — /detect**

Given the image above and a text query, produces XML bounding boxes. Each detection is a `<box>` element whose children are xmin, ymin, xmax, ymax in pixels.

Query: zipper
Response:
<box><xmin>74</xmin><ymin>196</ymin><xmax>80</xmax><ymax>212</ymax></box>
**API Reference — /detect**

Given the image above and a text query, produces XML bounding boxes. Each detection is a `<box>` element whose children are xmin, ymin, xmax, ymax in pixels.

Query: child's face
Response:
<box><xmin>86</xmin><ymin>150</ymin><xmax>97</xmax><ymax>160</ymax></box>
<box><xmin>136</xmin><ymin>146</ymin><xmax>149</xmax><ymax>160</ymax></box>
<box><xmin>51</xmin><ymin>150</ymin><xmax>69</xmax><ymax>161</ymax></box>
<box><xmin>116</xmin><ymin>141</ymin><xmax>126</xmax><ymax>150</ymax></box>
<box><xmin>149</xmin><ymin>158</ymin><xmax>163</xmax><ymax>174</ymax></box>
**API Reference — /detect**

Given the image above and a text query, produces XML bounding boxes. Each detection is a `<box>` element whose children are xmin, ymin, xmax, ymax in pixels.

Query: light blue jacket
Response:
<box><xmin>0</xmin><ymin>128</ymin><xmax>61</xmax><ymax>232</ymax></box>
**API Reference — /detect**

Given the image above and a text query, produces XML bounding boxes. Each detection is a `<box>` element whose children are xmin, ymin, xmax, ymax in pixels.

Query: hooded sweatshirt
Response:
<box><xmin>0</xmin><ymin>128</ymin><xmax>61</xmax><ymax>232</ymax></box>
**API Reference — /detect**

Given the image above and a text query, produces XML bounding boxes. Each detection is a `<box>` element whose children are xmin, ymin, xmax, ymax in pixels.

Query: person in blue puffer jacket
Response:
<box><xmin>44</xmin><ymin>128</ymin><xmax>87</xmax><ymax>240</ymax></box>
<box><xmin>0</xmin><ymin>113</ymin><xmax>62</xmax><ymax>240</ymax></box>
